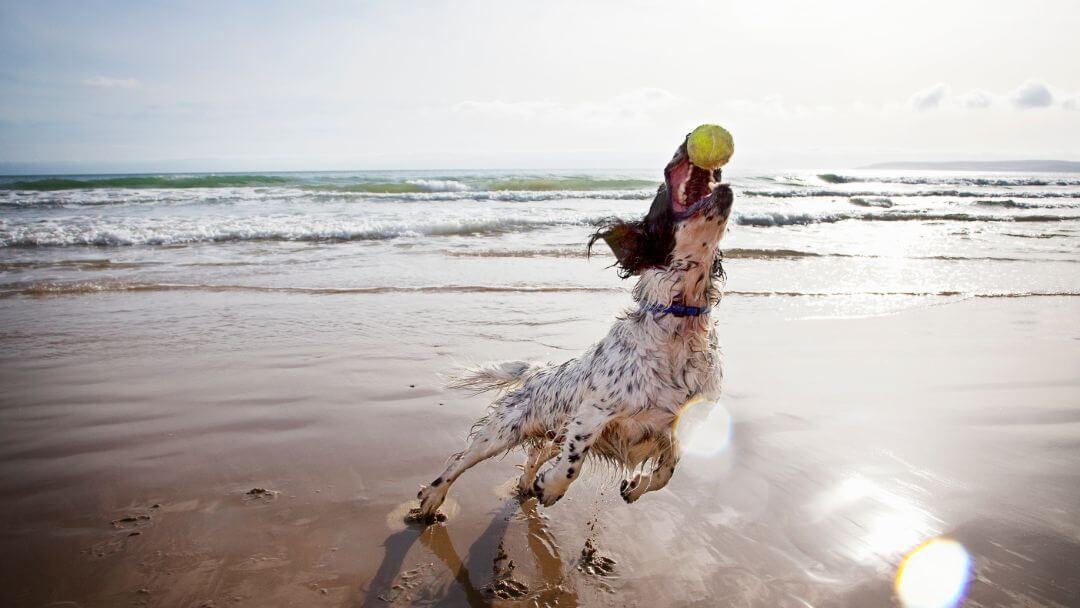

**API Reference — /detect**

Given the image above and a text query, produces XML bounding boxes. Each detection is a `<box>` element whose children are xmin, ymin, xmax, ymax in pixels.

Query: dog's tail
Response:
<box><xmin>447</xmin><ymin>360</ymin><xmax>538</xmax><ymax>394</ymax></box>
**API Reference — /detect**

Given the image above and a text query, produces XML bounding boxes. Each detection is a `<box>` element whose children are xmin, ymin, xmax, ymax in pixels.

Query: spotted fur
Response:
<box><xmin>416</xmin><ymin>147</ymin><xmax>734</xmax><ymax>520</ymax></box>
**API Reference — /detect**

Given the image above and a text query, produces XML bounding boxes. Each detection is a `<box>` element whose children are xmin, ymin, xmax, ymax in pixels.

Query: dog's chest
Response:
<box><xmin>591</xmin><ymin>322</ymin><xmax>720</xmax><ymax>413</ymax></box>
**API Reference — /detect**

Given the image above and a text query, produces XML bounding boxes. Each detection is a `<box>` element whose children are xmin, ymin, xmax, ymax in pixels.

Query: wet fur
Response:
<box><xmin>416</xmin><ymin>153</ymin><xmax>734</xmax><ymax>519</ymax></box>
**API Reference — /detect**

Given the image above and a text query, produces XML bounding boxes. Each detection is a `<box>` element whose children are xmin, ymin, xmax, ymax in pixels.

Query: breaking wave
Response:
<box><xmin>484</xmin><ymin>178</ymin><xmax>656</xmax><ymax>191</ymax></box>
<box><xmin>0</xmin><ymin>215</ymin><xmax>612</xmax><ymax>247</ymax></box>
<box><xmin>0</xmin><ymin>188</ymin><xmax>654</xmax><ymax>209</ymax></box>
<box><xmin>4</xmin><ymin>209</ymin><xmax>1078</xmax><ymax>247</ymax></box>
<box><xmin>0</xmin><ymin>174</ymin><xmax>658</xmax><ymax>194</ymax></box>
<box><xmin>849</xmin><ymin>197</ymin><xmax>894</xmax><ymax>208</ymax></box>
<box><xmin>1</xmin><ymin>175</ymin><xmax>293</xmax><ymax>190</ymax></box>
<box><xmin>744</xmin><ymin>188</ymin><xmax>1080</xmax><ymax>199</ymax></box>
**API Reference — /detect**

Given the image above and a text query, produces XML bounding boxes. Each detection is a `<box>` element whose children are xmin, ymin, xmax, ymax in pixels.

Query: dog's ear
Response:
<box><xmin>596</xmin><ymin>221</ymin><xmax>646</xmax><ymax>270</ymax></box>
<box><xmin>589</xmin><ymin>183</ymin><xmax>678</xmax><ymax>278</ymax></box>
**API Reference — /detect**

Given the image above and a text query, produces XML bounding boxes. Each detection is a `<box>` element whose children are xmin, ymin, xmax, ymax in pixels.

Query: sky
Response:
<box><xmin>1</xmin><ymin>0</ymin><xmax>1079</xmax><ymax>172</ymax></box>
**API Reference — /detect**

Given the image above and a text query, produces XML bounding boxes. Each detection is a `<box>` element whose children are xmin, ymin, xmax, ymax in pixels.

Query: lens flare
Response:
<box><xmin>674</xmin><ymin>398</ymin><xmax>732</xmax><ymax>457</ymax></box>
<box><xmin>895</xmin><ymin>537</ymin><xmax>972</xmax><ymax>608</ymax></box>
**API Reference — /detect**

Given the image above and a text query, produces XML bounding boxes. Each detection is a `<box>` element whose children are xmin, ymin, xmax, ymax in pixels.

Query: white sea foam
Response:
<box><xmin>734</xmin><ymin>212</ymin><xmax>842</xmax><ymax>227</ymax></box>
<box><xmin>0</xmin><ymin>214</ymin><xmax>613</xmax><ymax>247</ymax></box>
<box><xmin>3</xmin><ymin>205</ymin><xmax>1078</xmax><ymax>247</ymax></box>
<box><xmin>404</xmin><ymin>179</ymin><xmax>472</xmax><ymax>192</ymax></box>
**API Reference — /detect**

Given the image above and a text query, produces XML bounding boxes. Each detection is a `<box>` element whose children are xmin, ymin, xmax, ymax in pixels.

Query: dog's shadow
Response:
<box><xmin>362</xmin><ymin>497</ymin><xmax>579</xmax><ymax>607</ymax></box>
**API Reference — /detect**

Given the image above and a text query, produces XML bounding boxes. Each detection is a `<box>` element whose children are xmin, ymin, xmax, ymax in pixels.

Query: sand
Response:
<box><xmin>1</xmin><ymin>290</ymin><xmax>1078</xmax><ymax>607</ymax></box>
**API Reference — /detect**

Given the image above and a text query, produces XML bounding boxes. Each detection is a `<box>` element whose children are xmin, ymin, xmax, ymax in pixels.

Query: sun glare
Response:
<box><xmin>895</xmin><ymin>538</ymin><xmax>972</xmax><ymax>608</ymax></box>
<box><xmin>675</xmin><ymin>398</ymin><xmax>733</xmax><ymax>457</ymax></box>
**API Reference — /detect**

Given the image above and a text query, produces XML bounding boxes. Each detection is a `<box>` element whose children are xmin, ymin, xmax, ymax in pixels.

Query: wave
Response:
<box><xmin>849</xmin><ymin>197</ymin><xmax>894</xmax><ymax>208</ymax></box>
<box><xmin>0</xmin><ymin>280</ymin><xmax>623</xmax><ymax>298</ymax></box>
<box><xmin>484</xmin><ymin>178</ymin><xmax>657</xmax><ymax>191</ymax></box>
<box><xmin>735</xmin><ymin>212</ymin><xmax>841</xmax><ymax>227</ymax></box>
<box><xmin>302</xmin><ymin>182</ymin><xmax>462</xmax><ymax>194</ymax></box>
<box><xmin>443</xmin><ymin>247</ymin><xmax>845</xmax><ymax>260</ymax></box>
<box><xmin>744</xmin><ymin>188</ymin><xmax>1080</xmax><ymax>199</ymax></box>
<box><xmin>444</xmin><ymin>248</ymin><xmax>591</xmax><ymax>258</ymax></box>
<box><xmin>0</xmin><ymin>259</ymin><xmax>153</xmax><ymax>272</ymax></box>
<box><xmin>310</xmin><ymin>190</ymin><xmax>653</xmax><ymax>202</ymax></box>
<box><xmin>2</xmin><ymin>175</ymin><xmax>294</xmax><ymax>190</ymax></box>
<box><xmin>1</xmin><ymin>174</ymin><xmax>658</xmax><ymax>194</ymax></box>
<box><xmin>405</xmin><ymin>179</ymin><xmax>471</xmax><ymax>192</ymax></box>
<box><xmin>440</xmin><ymin>246</ymin><xmax>1075</xmax><ymax>263</ymax></box>
<box><xmin>0</xmin><ymin>188</ymin><xmax>654</xmax><ymax>209</ymax></box>
<box><xmin>724</xmin><ymin>290</ymin><xmax>1080</xmax><ymax>298</ymax></box>
<box><xmin>0</xmin><ymin>215</ymin><xmax>612</xmax><ymax>247</ymax></box>
<box><xmin>974</xmin><ymin>199</ymin><xmax>1036</xmax><ymax>209</ymax></box>
<box><xmin>818</xmin><ymin>173</ymin><xmax>856</xmax><ymax>184</ymax></box>
<box><xmin>4</xmin><ymin>279</ymin><xmax>1077</xmax><ymax>300</ymax></box>
<box><xmin>733</xmin><ymin>210</ymin><xmax>1079</xmax><ymax>227</ymax></box>
<box><xmin>819</xmin><ymin>174</ymin><xmax>1080</xmax><ymax>186</ymax></box>
<box><xmin>4</xmin><ymin>208</ymin><xmax>1077</xmax><ymax>247</ymax></box>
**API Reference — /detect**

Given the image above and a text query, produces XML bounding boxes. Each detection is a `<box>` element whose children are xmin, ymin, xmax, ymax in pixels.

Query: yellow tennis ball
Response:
<box><xmin>686</xmin><ymin>124</ymin><xmax>734</xmax><ymax>170</ymax></box>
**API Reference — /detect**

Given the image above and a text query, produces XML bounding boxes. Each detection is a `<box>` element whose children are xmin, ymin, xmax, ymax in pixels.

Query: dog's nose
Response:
<box><xmin>713</xmin><ymin>185</ymin><xmax>734</xmax><ymax>210</ymax></box>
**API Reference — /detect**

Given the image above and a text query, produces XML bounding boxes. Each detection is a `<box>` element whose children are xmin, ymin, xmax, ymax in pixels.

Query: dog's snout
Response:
<box><xmin>709</xmin><ymin>184</ymin><xmax>734</xmax><ymax>217</ymax></box>
<box><xmin>717</xmin><ymin>184</ymin><xmax>733</xmax><ymax>207</ymax></box>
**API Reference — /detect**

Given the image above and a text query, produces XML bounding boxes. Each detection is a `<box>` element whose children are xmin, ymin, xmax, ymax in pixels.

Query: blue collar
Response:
<box><xmin>641</xmin><ymin>302</ymin><xmax>711</xmax><ymax>317</ymax></box>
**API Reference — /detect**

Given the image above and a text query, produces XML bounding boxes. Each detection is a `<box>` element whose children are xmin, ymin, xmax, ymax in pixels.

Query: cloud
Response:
<box><xmin>910</xmin><ymin>83</ymin><xmax>949</xmax><ymax>111</ymax></box>
<box><xmin>1009</xmin><ymin>80</ymin><xmax>1054</xmax><ymax>109</ymax></box>
<box><xmin>904</xmin><ymin>80</ymin><xmax>1080</xmax><ymax>111</ymax></box>
<box><xmin>83</xmin><ymin>76</ymin><xmax>140</xmax><ymax>89</ymax></box>
<box><xmin>959</xmin><ymin>89</ymin><xmax>994</xmax><ymax>109</ymax></box>
<box><xmin>453</xmin><ymin>88</ymin><xmax>682</xmax><ymax>125</ymax></box>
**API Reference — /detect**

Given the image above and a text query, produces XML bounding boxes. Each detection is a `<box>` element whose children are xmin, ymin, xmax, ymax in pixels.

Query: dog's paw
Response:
<box><xmin>406</xmin><ymin>506</ymin><xmax>447</xmax><ymax>525</ymax></box>
<box><xmin>619</xmin><ymin>475</ymin><xmax>649</xmax><ymax>504</ymax></box>
<box><xmin>516</xmin><ymin>476</ymin><xmax>537</xmax><ymax>500</ymax></box>
<box><xmin>532</xmin><ymin>474</ymin><xmax>565</xmax><ymax>507</ymax></box>
<box><xmin>538</xmin><ymin>489</ymin><xmax>565</xmax><ymax>507</ymax></box>
<box><xmin>415</xmin><ymin>482</ymin><xmax>448</xmax><ymax>521</ymax></box>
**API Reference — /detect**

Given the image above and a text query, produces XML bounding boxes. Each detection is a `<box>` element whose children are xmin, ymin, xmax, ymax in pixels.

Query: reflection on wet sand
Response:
<box><xmin>366</xmin><ymin>498</ymin><xmax>583</xmax><ymax>607</ymax></box>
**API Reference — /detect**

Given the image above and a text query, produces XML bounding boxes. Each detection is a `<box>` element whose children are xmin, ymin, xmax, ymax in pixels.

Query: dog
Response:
<box><xmin>415</xmin><ymin>133</ymin><xmax>733</xmax><ymax>521</ymax></box>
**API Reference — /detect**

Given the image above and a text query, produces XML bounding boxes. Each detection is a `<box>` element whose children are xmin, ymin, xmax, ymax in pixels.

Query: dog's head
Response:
<box><xmin>589</xmin><ymin>135</ymin><xmax>734</xmax><ymax>280</ymax></box>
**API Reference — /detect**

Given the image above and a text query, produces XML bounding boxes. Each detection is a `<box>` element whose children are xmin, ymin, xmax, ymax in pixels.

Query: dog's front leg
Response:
<box><xmin>532</xmin><ymin>405</ymin><xmax>612</xmax><ymax>507</ymax></box>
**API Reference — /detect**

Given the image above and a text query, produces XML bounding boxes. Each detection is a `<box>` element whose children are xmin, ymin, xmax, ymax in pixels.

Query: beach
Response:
<box><xmin>1</xmin><ymin>170</ymin><xmax>1079</xmax><ymax>606</ymax></box>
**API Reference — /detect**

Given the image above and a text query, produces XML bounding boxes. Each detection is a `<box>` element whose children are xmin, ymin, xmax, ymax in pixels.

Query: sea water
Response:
<box><xmin>1</xmin><ymin>169</ymin><xmax>1077</xmax><ymax>318</ymax></box>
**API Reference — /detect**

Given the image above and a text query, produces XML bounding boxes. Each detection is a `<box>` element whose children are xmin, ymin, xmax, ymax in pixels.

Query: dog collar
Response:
<box><xmin>641</xmin><ymin>302</ymin><xmax>711</xmax><ymax>317</ymax></box>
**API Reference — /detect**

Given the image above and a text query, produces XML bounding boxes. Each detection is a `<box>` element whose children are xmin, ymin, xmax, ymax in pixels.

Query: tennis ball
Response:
<box><xmin>686</xmin><ymin>124</ymin><xmax>734</xmax><ymax>170</ymax></box>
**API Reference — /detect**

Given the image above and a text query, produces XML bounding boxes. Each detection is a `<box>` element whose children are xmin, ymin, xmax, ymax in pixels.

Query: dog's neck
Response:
<box><xmin>632</xmin><ymin>262</ymin><xmax>720</xmax><ymax>323</ymax></box>
<box><xmin>629</xmin><ymin>263</ymin><xmax>723</xmax><ymax>398</ymax></box>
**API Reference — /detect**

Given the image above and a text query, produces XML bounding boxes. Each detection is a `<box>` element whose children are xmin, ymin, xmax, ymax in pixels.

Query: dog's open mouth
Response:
<box><xmin>665</xmin><ymin>149</ymin><xmax>724</xmax><ymax>218</ymax></box>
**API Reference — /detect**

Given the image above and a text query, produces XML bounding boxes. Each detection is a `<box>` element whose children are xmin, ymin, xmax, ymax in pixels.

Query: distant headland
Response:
<box><xmin>859</xmin><ymin>160</ymin><xmax>1080</xmax><ymax>172</ymax></box>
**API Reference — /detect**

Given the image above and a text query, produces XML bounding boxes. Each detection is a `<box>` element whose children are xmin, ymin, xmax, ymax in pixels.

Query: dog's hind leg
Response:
<box><xmin>620</xmin><ymin>435</ymin><xmax>680</xmax><ymax>504</ymax></box>
<box><xmin>518</xmin><ymin>439</ymin><xmax>560</xmax><ymax>497</ymax></box>
<box><xmin>416</xmin><ymin>416</ymin><xmax>523</xmax><ymax>521</ymax></box>
<box><xmin>532</xmin><ymin>405</ymin><xmax>613</xmax><ymax>507</ymax></box>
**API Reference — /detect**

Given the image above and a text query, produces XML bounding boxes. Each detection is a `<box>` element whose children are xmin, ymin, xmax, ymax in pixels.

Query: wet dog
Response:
<box><xmin>415</xmin><ymin>135</ymin><xmax>733</xmax><ymax>520</ymax></box>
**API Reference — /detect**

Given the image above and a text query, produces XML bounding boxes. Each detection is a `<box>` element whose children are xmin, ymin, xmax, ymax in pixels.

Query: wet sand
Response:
<box><xmin>1</xmin><ymin>291</ymin><xmax>1079</xmax><ymax>607</ymax></box>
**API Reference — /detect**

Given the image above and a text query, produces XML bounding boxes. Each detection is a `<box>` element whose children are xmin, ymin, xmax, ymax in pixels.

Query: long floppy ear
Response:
<box><xmin>594</xmin><ymin>220</ymin><xmax>646</xmax><ymax>270</ymax></box>
<box><xmin>589</xmin><ymin>184</ymin><xmax>674</xmax><ymax>278</ymax></box>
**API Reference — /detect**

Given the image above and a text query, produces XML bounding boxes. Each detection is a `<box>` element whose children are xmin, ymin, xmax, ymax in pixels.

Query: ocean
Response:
<box><xmin>1</xmin><ymin>168</ymin><xmax>1078</xmax><ymax>318</ymax></box>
